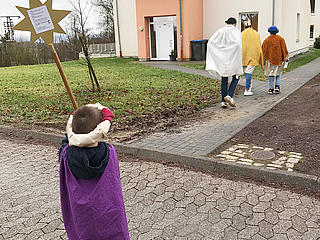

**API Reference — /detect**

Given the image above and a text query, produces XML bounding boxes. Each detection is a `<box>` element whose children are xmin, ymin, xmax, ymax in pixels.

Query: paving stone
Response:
<box><xmin>265</xmin><ymin>208</ymin><xmax>280</xmax><ymax>225</ymax></box>
<box><xmin>251</xmin><ymin>234</ymin><xmax>267</xmax><ymax>240</ymax></box>
<box><xmin>194</xmin><ymin>193</ymin><xmax>206</xmax><ymax>207</ymax></box>
<box><xmin>247</xmin><ymin>194</ymin><xmax>259</xmax><ymax>206</ymax></box>
<box><xmin>224</xmin><ymin>226</ymin><xmax>238</xmax><ymax>240</ymax></box>
<box><xmin>291</xmin><ymin>215</ymin><xmax>308</xmax><ymax>234</ymax></box>
<box><xmin>162</xmin><ymin>198</ymin><xmax>177</xmax><ymax>212</ymax></box>
<box><xmin>246</xmin><ymin>212</ymin><xmax>265</xmax><ymax>225</ymax></box>
<box><xmin>238</xmin><ymin>161</ymin><xmax>252</xmax><ymax>166</ymax></box>
<box><xmin>232</xmin><ymin>213</ymin><xmax>247</xmax><ymax>231</ymax></box>
<box><xmin>229</xmin><ymin>197</ymin><xmax>246</xmax><ymax>207</ymax></box>
<box><xmin>301</xmin><ymin>228</ymin><xmax>320</xmax><ymax>240</ymax></box>
<box><xmin>253</xmin><ymin>201</ymin><xmax>271</xmax><ymax>213</ymax></box>
<box><xmin>253</xmin><ymin>163</ymin><xmax>265</xmax><ymax>167</ymax></box>
<box><xmin>211</xmin><ymin>219</ymin><xmax>232</xmax><ymax>233</ymax></box>
<box><xmin>221</xmin><ymin>207</ymin><xmax>240</xmax><ymax>219</ymax></box>
<box><xmin>173</xmin><ymin>189</ymin><xmax>186</xmax><ymax>201</ymax></box>
<box><xmin>271</xmin><ymin>199</ymin><xmax>286</xmax><ymax>212</ymax></box>
<box><xmin>287</xmin><ymin>228</ymin><xmax>302</xmax><ymax>240</ymax></box>
<box><xmin>259</xmin><ymin>193</ymin><xmax>277</xmax><ymax>202</ymax></box>
<box><xmin>289</xmin><ymin>152</ymin><xmax>302</xmax><ymax>156</ymax></box>
<box><xmin>208</xmin><ymin>208</ymin><xmax>222</xmax><ymax>224</ymax></box>
<box><xmin>184</xmin><ymin>203</ymin><xmax>199</xmax><ymax>218</ymax></box>
<box><xmin>258</xmin><ymin>220</ymin><xmax>274</xmax><ymax>239</ymax></box>
<box><xmin>279</xmin><ymin>208</ymin><xmax>297</xmax><ymax>220</ymax></box>
<box><xmin>138</xmin><ymin>229</ymin><xmax>162</xmax><ymax>240</ymax></box>
<box><xmin>269</xmin><ymin>234</ymin><xmax>288</xmax><ymax>240</ymax></box>
<box><xmin>287</xmin><ymin>158</ymin><xmax>300</xmax><ymax>164</ymax></box>
<box><xmin>273</xmin><ymin>220</ymin><xmax>292</xmax><ymax>234</ymax></box>
<box><xmin>2</xmin><ymin>138</ymin><xmax>320</xmax><ymax>239</ymax></box>
<box><xmin>216</xmin><ymin>198</ymin><xmax>230</xmax><ymax>212</ymax></box>
<box><xmin>238</xmin><ymin>226</ymin><xmax>259</xmax><ymax>239</ymax></box>
<box><xmin>295</xmin><ymin>205</ymin><xmax>311</xmax><ymax>220</ymax></box>
<box><xmin>240</xmin><ymin>202</ymin><xmax>254</xmax><ymax>217</ymax></box>
<box><xmin>232</xmin><ymin>153</ymin><xmax>246</xmax><ymax>158</ymax></box>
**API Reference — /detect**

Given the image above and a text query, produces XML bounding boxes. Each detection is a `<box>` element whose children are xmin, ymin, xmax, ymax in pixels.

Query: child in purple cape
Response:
<box><xmin>59</xmin><ymin>103</ymin><xmax>130</xmax><ymax>240</ymax></box>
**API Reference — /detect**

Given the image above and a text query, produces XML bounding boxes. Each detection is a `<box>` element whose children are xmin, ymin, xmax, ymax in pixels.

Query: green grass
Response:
<box><xmin>0</xmin><ymin>58</ymin><xmax>220</xmax><ymax>128</ymax></box>
<box><xmin>180</xmin><ymin>48</ymin><xmax>320</xmax><ymax>81</ymax></box>
<box><xmin>179</xmin><ymin>63</ymin><xmax>206</xmax><ymax>70</ymax></box>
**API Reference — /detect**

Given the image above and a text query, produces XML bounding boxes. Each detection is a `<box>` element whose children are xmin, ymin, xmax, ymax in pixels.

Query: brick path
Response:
<box><xmin>129</xmin><ymin>59</ymin><xmax>320</xmax><ymax>156</ymax></box>
<box><xmin>1</xmin><ymin>138</ymin><xmax>320</xmax><ymax>239</ymax></box>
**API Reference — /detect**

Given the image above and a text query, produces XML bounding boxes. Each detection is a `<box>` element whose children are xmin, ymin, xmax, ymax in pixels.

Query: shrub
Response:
<box><xmin>314</xmin><ymin>36</ymin><xmax>320</xmax><ymax>49</ymax></box>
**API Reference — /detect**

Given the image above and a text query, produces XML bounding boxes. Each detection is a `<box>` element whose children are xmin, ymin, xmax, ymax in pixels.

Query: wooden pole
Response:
<box><xmin>48</xmin><ymin>43</ymin><xmax>78</xmax><ymax>110</ymax></box>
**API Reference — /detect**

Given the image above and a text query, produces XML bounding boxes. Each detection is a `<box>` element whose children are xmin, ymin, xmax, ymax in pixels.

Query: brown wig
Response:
<box><xmin>72</xmin><ymin>106</ymin><xmax>103</xmax><ymax>134</ymax></box>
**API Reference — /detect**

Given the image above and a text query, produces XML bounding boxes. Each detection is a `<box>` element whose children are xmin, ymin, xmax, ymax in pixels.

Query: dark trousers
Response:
<box><xmin>221</xmin><ymin>75</ymin><xmax>239</xmax><ymax>102</ymax></box>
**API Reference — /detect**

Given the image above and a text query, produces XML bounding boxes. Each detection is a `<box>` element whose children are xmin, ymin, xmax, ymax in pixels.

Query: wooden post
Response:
<box><xmin>48</xmin><ymin>43</ymin><xmax>78</xmax><ymax>110</ymax></box>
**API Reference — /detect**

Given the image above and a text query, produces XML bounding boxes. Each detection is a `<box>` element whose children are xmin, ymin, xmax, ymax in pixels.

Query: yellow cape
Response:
<box><xmin>242</xmin><ymin>28</ymin><xmax>264</xmax><ymax>68</ymax></box>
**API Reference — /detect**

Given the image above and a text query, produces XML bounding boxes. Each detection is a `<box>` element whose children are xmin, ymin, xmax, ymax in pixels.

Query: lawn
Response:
<box><xmin>0</xmin><ymin>58</ymin><xmax>221</xmax><ymax>130</ymax></box>
<box><xmin>180</xmin><ymin>48</ymin><xmax>320</xmax><ymax>81</ymax></box>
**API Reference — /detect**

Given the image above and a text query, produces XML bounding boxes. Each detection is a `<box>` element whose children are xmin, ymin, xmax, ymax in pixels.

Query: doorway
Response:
<box><xmin>240</xmin><ymin>12</ymin><xmax>259</xmax><ymax>32</ymax></box>
<box><xmin>149</xmin><ymin>16</ymin><xmax>177</xmax><ymax>60</ymax></box>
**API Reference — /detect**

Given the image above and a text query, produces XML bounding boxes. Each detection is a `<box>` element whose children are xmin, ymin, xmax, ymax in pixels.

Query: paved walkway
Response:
<box><xmin>127</xmin><ymin>58</ymin><xmax>320</xmax><ymax>156</ymax></box>
<box><xmin>1</xmin><ymin>137</ymin><xmax>320</xmax><ymax>240</ymax></box>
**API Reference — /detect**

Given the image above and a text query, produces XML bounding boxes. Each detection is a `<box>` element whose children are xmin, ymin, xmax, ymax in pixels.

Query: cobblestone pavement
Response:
<box><xmin>130</xmin><ymin>58</ymin><xmax>320</xmax><ymax>156</ymax></box>
<box><xmin>1</xmin><ymin>138</ymin><xmax>320</xmax><ymax>240</ymax></box>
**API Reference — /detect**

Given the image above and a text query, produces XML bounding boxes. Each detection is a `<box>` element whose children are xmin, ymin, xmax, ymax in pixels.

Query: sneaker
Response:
<box><xmin>249</xmin><ymin>83</ymin><xmax>253</xmax><ymax>92</ymax></box>
<box><xmin>268</xmin><ymin>89</ymin><xmax>274</xmax><ymax>94</ymax></box>
<box><xmin>221</xmin><ymin>102</ymin><xmax>227</xmax><ymax>108</ymax></box>
<box><xmin>274</xmin><ymin>85</ymin><xmax>280</xmax><ymax>94</ymax></box>
<box><xmin>244</xmin><ymin>89</ymin><xmax>253</xmax><ymax>96</ymax></box>
<box><xmin>224</xmin><ymin>95</ymin><xmax>236</xmax><ymax>107</ymax></box>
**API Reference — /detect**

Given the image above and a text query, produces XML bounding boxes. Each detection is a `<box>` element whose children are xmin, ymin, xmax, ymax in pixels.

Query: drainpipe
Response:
<box><xmin>115</xmin><ymin>0</ymin><xmax>122</xmax><ymax>58</ymax></box>
<box><xmin>179</xmin><ymin>0</ymin><xmax>183</xmax><ymax>62</ymax></box>
<box><xmin>272</xmin><ymin>0</ymin><xmax>275</xmax><ymax>25</ymax></box>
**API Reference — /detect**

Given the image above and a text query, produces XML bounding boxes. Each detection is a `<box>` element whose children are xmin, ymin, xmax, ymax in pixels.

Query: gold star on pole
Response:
<box><xmin>13</xmin><ymin>0</ymin><xmax>71</xmax><ymax>44</ymax></box>
<box><xmin>13</xmin><ymin>0</ymin><xmax>78</xmax><ymax>110</ymax></box>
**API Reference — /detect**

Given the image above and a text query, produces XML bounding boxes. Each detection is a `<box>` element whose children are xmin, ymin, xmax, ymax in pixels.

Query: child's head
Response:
<box><xmin>72</xmin><ymin>105</ymin><xmax>102</xmax><ymax>134</ymax></box>
<box><xmin>268</xmin><ymin>25</ymin><xmax>279</xmax><ymax>35</ymax></box>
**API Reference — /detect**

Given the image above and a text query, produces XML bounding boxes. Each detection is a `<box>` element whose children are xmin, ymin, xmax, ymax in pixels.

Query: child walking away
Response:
<box><xmin>262</xmin><ymin>26</ymin><xmax>289</xmax><ymax>94</ymax></box>
<box><xmin>59</xmin><ymin>103</ymin><xmax>130</xmax><ymax>240</ymax></box>
<box><xmin>241</xmin><ymin>18</ymin><xmax>264</xmax><ymax>96</ymax></box>
<box><xmin>206</xmin><ymin>17</ymin><xmax>243</xmax><ymax>108</ymax></box>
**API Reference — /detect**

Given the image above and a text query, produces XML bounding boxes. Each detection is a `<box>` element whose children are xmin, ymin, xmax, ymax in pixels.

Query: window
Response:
<box><xmin>310</xmin><ymin>0</ymin><xmax>315</xmax><ymax>14</ymax></box>
<box><xmin>310</xmin><ymin>25</ymin><xmax>314</xmax><ymax>39</ymax></box>
<box><xmin>240</xmin><ymin>12</ymin><xmax>259</xmax><ymax>32</ymax></box>
<box><xmin>296</xmin><ymin>13</ymin><xmax>300</xmax><ymax>42</ymax></box>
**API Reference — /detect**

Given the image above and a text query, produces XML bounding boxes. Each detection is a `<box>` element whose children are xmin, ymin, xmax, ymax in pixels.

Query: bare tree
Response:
<box><xmin>93</xmin><ymin>0</ymin><xmax>115</xmax><ymax>42</ymax></box>
<box><xmin>68</xmin><ymin>0</ymin><xmax>101</xmax><ymax>91</ymax></box>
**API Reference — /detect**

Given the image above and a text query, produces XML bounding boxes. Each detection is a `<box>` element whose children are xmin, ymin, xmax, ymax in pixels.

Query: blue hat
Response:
<box><xmin>268</xmin><ymin>25</ymin><xmax>279</xmax><ymax>34</ymax></box>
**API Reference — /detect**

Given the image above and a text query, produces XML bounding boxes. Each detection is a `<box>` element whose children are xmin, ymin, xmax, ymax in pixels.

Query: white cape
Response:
<box><xmin>206</xmin><ymin>25</ymin><xmax>243</xmax><ymax>77</ymax></box>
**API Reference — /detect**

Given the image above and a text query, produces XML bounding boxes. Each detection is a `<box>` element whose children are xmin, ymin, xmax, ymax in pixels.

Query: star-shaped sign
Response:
<box><xmin>13</xmin><ymin>0</ymin><xmax>70</xmax><ymax>44</ymax></box>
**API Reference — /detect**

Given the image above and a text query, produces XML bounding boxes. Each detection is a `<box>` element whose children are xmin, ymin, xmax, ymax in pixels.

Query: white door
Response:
<box><xmin>155</xmin><ymin>22</ymin><xmax>174</xmax><ymax>60</ymax></box>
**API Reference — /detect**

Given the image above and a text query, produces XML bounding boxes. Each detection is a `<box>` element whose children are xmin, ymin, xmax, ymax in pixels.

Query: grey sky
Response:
<box><xmin>0</xmin><ymin>0</ymin><xmax>103</xmax><ymax>40</ymax></box>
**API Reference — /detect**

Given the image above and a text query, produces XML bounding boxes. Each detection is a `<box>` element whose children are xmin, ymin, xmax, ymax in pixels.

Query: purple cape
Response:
<box><xmin>59</xmin><ymin>144</ymin><xmax>130</xmax><ymax>240</ymax></box>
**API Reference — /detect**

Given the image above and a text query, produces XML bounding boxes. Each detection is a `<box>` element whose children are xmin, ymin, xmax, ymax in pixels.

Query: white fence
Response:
<box><xmin>79</xmin><ymin>43</ymin><xmax>116</xmax><ymax>58</ymax></box>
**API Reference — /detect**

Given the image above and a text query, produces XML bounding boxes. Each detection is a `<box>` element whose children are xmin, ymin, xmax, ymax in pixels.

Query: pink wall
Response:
<box><xmin>135</xmin><ymin>0</ymin><xmax>203</xmax><ymax>60</ymax></box>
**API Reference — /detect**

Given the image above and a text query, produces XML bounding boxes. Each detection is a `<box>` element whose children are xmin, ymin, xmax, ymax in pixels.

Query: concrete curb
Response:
<box><xmin>112</xmin><ymin>143</ymin><xmax>320</xmax><ymax>192</ymax></box>
<box><xmin>1</xmin><ymin>125</ymin><xmax>319</xmax><ymax>192</ymax></box>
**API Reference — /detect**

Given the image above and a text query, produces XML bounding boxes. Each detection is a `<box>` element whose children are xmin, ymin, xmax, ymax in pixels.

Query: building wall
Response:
<box><xmin>310</xmin><ymin>0</ymin><xmax>320</xmax><ymax>45</ymax></box>
<box><xmin>135</xmin><ymin>0</ymin><xmax>203</xmax><ymax>60</ymax></box>
<box><xmin>279</xmin><ymin>0</ymin><xmax>310</xmax><ymax>55</ymax></box>
<box><xmin>203</xmin><ymin>0</ymin><xmax>310</xmax><ymax>55</ymax></box>
<box><xmin>116</xmin><ymin>0</ymin><xmax>312</xmax><ymax>58</ymax></box>
<box><xmin>181</xmin><ymin>0</ymin><xmax>203</xmax><ymax>59</ymax></box>
<box><xmin>114</xmin><ymin>0</ymin><xmax>138</xmax><ymax>57</ymax></box>
<box><xmin>135</xmin><ymin>0</ymin><xmax>179</xmax><ymax>60</ymax></box>
<box><xmin>203</xmin><ymin>0</ymin><xmax>272</xmax><ymax>43</ymax></box>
